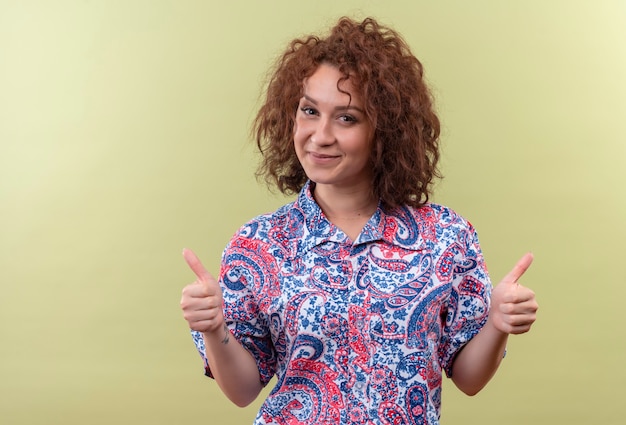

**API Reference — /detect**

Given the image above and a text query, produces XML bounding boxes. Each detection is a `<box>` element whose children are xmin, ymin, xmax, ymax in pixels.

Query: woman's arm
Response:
<box><xmin>451</xmin><ymin>253</ymin><xmax>538</xmax><ymax>395</ymax></box>
<box><xmin>200</xmin><ymin>325</ymin><xmax>263</xmax><ymax>407</ymax></box>
<box><xmin>181</xmin><ymin>249</ymin><xmax>263</xmax><ymax>407</ymax></box>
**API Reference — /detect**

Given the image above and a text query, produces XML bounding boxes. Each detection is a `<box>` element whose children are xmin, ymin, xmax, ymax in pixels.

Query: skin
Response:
<box><xmin>180</xmin><ymin>248</ymin><xmax>262</xmax><ymax>407</ymax></box>
<box><xmin>180</xmin><ymin>63</ymin><xmax>538</xmax><ymax>406</ymax></box>
<box><xmin>451</xmin><ymin>252</ymin><xmax>538</xmax><ymax>395</ymax></box>
<box><xmin>294</xmin><ymin>64</ymin><xmax>377</xmax><ymax>240</ymax></box>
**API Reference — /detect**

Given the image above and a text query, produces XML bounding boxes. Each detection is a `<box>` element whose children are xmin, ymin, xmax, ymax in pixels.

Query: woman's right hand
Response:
<box><xmin>180</xmin><ymin>248</ymin><xmax>225</xmax><ymax>334</ymax></box>
<box><xmin>180</xmin><ymin>248</ymin><xmax>262</xmax><ymax>407</ymax></box>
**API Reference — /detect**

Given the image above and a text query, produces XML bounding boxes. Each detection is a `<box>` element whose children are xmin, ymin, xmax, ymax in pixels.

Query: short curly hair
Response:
<box><xmin>253</xmin><ymin>17</ymin><xmax>441</xmax><ymax>209</ymax></box>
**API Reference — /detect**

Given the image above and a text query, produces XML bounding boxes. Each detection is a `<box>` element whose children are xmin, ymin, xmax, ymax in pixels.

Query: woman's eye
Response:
<box><xmin>339</xmin><ymin>114</ymin><xmax>357</xmax><ymax>123</ymax></box>
<box><xmin>300</xmin><ymin>107</ymin><xmax>317</xmax><ymax>116</ymax></box>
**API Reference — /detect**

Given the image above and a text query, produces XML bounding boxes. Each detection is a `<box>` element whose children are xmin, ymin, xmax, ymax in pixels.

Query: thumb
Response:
<box><xmin>501</xmin><ymin>252</ymin><xmax>534</xmax><ymax>285</ymax></box>
<box><xmin>182</xmin><ymin>248</ymin><xmax>213</xmax><ymax>283</ymax></box>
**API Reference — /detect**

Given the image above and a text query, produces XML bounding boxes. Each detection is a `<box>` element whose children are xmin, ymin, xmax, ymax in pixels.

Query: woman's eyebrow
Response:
<box><xmin>302</xmin><ymin>94</ymin><xmax>365</xmax><ymax>114</ymax></box>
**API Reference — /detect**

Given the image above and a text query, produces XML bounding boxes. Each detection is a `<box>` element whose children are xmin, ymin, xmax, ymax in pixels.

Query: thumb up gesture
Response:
<box><xmin>180</xmin><ymin>248</ymin><xmax>225</xmax><ymax>334</ymax></box>
<box><xmin>489</xmin><ymin>253</ymin><xmax>539</xmax><ymax>335</ymax></box>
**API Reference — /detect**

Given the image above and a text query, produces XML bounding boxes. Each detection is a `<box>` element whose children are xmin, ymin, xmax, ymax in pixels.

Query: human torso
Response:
<box><xmin>217</xmin><ymin>184</ymin><xmax>491</xmax><ymax>424</ymax></box>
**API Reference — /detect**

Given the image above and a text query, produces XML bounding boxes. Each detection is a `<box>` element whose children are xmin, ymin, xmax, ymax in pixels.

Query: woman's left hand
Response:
<box><xmin>489</xmin><ymin>252</ymin><xmax>539</xmax><ymax>334</ymax></box>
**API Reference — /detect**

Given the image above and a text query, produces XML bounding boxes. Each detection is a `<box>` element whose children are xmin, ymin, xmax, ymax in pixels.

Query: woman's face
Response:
<box><xmin>293</xmin><ymin>64</ymin><xmax>374</xmax><ymax>192</ymax></box>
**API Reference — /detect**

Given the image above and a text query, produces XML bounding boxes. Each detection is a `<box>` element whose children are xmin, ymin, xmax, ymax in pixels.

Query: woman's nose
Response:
<box><xmin>310</xmin><ymin>117</ymin><xmax>335</xmax><ymax>145</ymax></box>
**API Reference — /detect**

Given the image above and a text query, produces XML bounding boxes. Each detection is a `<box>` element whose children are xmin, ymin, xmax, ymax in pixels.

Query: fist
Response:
<box><xmin>489</xmin><ymin>252</ymin><xmax>539</xmax><ymax>335</ymax></box>
<box><xmin>180</xmin><ymin>248</ymin><xmax>225</xmax><ymax>333</ymax></box>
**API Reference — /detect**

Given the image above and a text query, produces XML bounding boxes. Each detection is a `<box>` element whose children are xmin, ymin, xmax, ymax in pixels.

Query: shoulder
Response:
<box><xmin>420</xmin><ymin>203</ymin><xmax>472</xmax><ymax>228</ymax></box>
<box><xmin>383</xmin><ymin>203</ymin><xmax>477</xmax><ymax>249</ymax></box>
<box><xmin>226</xmin><ymin>199</ymin><xmax>303</xmax><ymax>250</ymax></box>
<box><xmin>217</xmin><ymin>201</ymin><xmax>301</xmax><ymax>283</ymax></box>
<box><xmin>224</xmin><ymin>183</ymin><xmax>315</xmax><ymax>258</ymax></box>
<box><xmin>391</xmin><ymin>202</ymin><xmax>474</xmax><ymax>231</ymax></box>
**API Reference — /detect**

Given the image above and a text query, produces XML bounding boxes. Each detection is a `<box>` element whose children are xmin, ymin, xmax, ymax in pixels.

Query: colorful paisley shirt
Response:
<box><xmin>191</xmin><ymin>181</ymin><xmax>491</xmax><ymax>424</ymax></box>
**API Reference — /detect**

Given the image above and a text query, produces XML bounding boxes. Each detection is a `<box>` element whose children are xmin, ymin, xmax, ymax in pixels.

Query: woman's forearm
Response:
<box><xmin>181</xmin><ymin>249</ymin><xmax>264</xmax><ymax>407</ymax></box>
<box><xmin>202</xmin><ymin>325</ymin><xmax>263</xmax><ymax>407</ymax></box>
<box><xmin>450</xmin><ymin>319</ymin><xmax>508</xmax><ymax>396</ymax></box>
<box><xmin>452</xmin><ymin>253</ymin><xmax>538</xmax><ymax>395</ymax></box>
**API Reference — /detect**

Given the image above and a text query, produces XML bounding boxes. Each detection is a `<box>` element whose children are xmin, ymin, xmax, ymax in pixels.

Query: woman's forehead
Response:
<box><xmin>302</xmin><ymin>64</ymin><xmax>361</xmax><ymax>101</ymax></box>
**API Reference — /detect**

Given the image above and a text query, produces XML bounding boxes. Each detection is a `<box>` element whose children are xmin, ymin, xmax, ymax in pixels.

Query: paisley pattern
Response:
<box><xmin>191</xmin><ymin>181</ymin><xmax>491</xmax><ymax>424</ymax></box>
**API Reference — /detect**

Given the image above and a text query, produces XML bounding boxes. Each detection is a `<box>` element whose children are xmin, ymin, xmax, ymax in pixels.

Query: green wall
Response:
<box><xmin>1</xmin><ymin>1</ymin><xmax>624</xmax><ymax>424</ymax></box>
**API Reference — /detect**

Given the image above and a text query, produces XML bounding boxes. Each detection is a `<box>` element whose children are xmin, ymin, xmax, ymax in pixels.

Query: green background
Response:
<box><xmin>1</xmin><ymin>1</ymin><xmax>624</xmax><ymax>424</ymax></box>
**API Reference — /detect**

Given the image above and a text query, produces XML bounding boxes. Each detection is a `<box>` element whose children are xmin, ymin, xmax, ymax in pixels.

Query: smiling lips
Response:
<box><xmin>309</xmin><ymin>152</ymin><xmax>340</xmax><ymax>161</ymax></box>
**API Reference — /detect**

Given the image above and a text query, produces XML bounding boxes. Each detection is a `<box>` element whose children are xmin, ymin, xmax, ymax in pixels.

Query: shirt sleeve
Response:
<box><xmin>190</xmin><ymin>227</ymin><xmax>278</xmax><ymax>386</ymax></box>
<box><xmin>438</xmin><ymin>222</ymin><xmax>492</xmax><ymax>377</ymax></box>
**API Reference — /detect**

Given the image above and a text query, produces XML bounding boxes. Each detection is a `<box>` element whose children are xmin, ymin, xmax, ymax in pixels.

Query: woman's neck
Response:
<box><xmin>312</xmin><ymin>183</ymin><xmax>378</xmax><ymax>240</ymax></box>
<box><xmin>314</xmin><ymin>184</ymin><xmax>377</xmax><ymax>217</ymax></box>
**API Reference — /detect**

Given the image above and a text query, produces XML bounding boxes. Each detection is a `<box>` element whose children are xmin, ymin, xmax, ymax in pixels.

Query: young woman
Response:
<box><xmin>180</xmin><ymin>17</ymin><xmax>538</xmax><ymax>424</ymax></box>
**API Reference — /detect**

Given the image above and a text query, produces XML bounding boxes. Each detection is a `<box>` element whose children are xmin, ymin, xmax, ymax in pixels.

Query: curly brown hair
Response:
<box><xmin>253</xmin><ymin>17</ymin><xmax>441</xmax><ymax>209</ymax></box>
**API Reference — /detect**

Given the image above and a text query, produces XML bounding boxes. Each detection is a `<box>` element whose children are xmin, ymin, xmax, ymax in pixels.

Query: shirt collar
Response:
<box><xmin>289</xmin><ymin>181</ymin><xmax>424</xmax><ymax>255</ymax></box>
<box><xmin>293</xmin><ymin>181</ymin><xmax>343</xmax><ymax>254</ymax></box>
